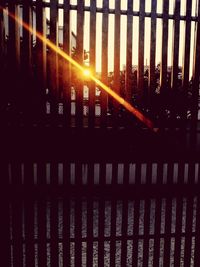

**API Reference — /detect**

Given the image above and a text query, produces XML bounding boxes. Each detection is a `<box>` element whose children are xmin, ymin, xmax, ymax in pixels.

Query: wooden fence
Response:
<box><xmin>1</xmin><ymin>1</ymin><xmax>200</xmax><ymax>266</ymax></box>
<box><xmin>0</xmin><ymin>0</ymin><xmax>200</xmax><ymax>130</ymax></box>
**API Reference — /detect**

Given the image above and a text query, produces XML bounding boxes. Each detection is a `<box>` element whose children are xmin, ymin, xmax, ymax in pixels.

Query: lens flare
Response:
<box><xmin>0</xmin><ymin>6</ymin><xmax>156</xmax><ymax>131</ymax></box>
<box><xmin>83</xmin><ymin>69</ymin><xmax>91</xmax><ymax>77</ymax></box>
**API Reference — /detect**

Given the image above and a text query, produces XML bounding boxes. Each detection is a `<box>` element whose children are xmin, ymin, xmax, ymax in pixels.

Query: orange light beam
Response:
<box><xmin>1</xmin><ymin>6</ymin><xmax>156</xmax><ymax>131</ymax></box>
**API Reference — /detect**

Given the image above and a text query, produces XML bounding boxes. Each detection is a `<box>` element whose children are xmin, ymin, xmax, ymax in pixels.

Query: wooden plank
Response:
<box><xmin>132</xmin><ymin>199</ymin><xmax>140</xmax><ymax>266</ymax></box>
<box><xmin>137</xmin><ymin>0</ymin><xmax>145</xmax><ymax>100</ymax></box>
<box><xmin>0</xmin><ymin>0</ymin><xmax>5</xmax><ymax>81</ymax></box>
<box><xmin>121</xmin><ymin>164</ymin><xmax>129</xmax><ymax>266</ymax></box>
<box><xmin>174</xmin><ymin>197</ymin><xmax>183</xmax><ymax>267</ymax></box>
<box><xmin>101</xmin><ymin>0</ymin><xmax>109</xmax><ymax>128</ymax></box>
<box><xmin>110</xmin><ymin>163</ymin><xmax>118</xmax><ymax>266</ymax></box>
<box><xmin>21</xmin><ymin>0</ymin><xmax>33</xmax><ymax>121</ymax></box>
<box><xmin>22</xmin><ymin>0</ymin><xmax>32</xmax><ymax>75</ymax></box>
<box><xmin>182</xmin><ymin>0</ymin><xmax>192</xmax><ymax>119</ymax></box>
<box><xmin>153</xmin><ymin>197</ymin><xmax>162</xmax><ymax>267</ymax></box>
<box><xmin>74</xmin><ymin>163</ymin><xmax>82</xmax><ymax>266</ymax></box>
<box><xmin>62</xmin><ymin>162</ymin><xmax>70</xmax><ymax>266</ymax></box>
<box><xmin>86</xmin><ymin>163</ymin><xmax>94</xmax><ymax>267</ymax></box>
<box><xmin>191</xmin><ymin>0</ymin><xmax>200</xmax><ymax>137</ymax></box>
<box><xmin>62</xmin><ymin>0</ymin><xmax>71</xmax><ymax>127</ymax></box>
<box><xmin>88</xmin><ymin>0</ymin><xmax>96</xmax><ymax>128</ymax></box>
<box><xmin>149</xmin><ymin>0</ymin><xmax>157</xmax><ymax>105</ymax></box>
<box><xmin>113</xmin><ymin>0</ymin><xmax>121</xmax><ymax>119</ymax></box>
<box><xmin>8</xmin><ymin>0</ymin><xmax>20</xmax><ymax>111</ymax></box>
<box><xmin>171</xmin><ymin>0</ymin><xmax>180</xmax><ymax>93</ymax></box>
<box><xmin>142</xmin><ymin>198</ymin><xmax>151</xmax><ymax>266</ymax></box>
<box><xmin>49</xmin><ymin>0</ymin><xmax>59</xmax><ymax>123</ymax></box>
<box><xmin>24</xmin><ymin>162</ymin><xmax>35</xmax><ymax>267</ymax></box>
<box><xmin>50</xmin><ymin>162</ymin><xmax>59</xmax><ymax>267</ymax></box>
<box><xmin>0</xmin><ymin>162</ymin><xmax>11</xmax><ymax>267</ymax></box>
<box><xmin>125</xmin><ymin>0</ymin><xmax>133</xmax><ymax>103</ymax></box>
<box><xmin>194</xmin><ymin>196</ymin><xmax>200</xmax><ymax>266</ymax></box>
<box><xmin>184</xmin><ymin>196</ymin><xmax>194</xmax><ymax>266</ymax></box>
<box><xmin>160</xmin><ymin>0</ymin><xmax>169</xmax><ymax>97</ymax></box>
<box><xmin>36</xmin><ymin>0</ymin><xmax>47</xmax><ymax>120</ymax></box>
<box><xmin>163</xmin><ymin>198</ymin><xmax>172</xmax><ymax>266</ymax></box>
<box><xmin>37</xmin><ymin>162</ymin><xmax>47</xmax><ymax>267</ymax></box>
<box><xmin>76</xmin><ymin>0</ymin><xmax>84</xmax><ymax>127</ymax></box>
<box><xmin>11</xmin><ymin>163</ymin><xmax>23</xmax><ymax>267</ymax></box>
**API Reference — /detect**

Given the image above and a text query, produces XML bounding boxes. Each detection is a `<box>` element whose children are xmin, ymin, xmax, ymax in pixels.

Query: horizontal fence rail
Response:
<box><xmin>0</xmin><ymin>0</ymin><xmax>200</xmax><ymax>131</ymax></box>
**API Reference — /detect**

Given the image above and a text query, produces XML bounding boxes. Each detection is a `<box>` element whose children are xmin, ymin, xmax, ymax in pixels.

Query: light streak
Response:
<box><xmin>1</xmin><ymin>6</ymin><xmax>156</xmax><ymax>131</ymax></box>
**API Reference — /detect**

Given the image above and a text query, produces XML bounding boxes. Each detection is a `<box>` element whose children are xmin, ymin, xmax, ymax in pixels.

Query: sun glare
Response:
<box><xmin>83</xmin><ymin>69</ymin><xmax>91</xmax><ymax>77</ymax></box>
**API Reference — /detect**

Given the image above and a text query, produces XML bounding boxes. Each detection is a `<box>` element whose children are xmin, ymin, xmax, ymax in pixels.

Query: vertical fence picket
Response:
<box><xmin>194</xmin><ymin>195</ymin><xmax>200</xmax><ymax>266</ymax></box>
<box><xmin>50</xmin><ymin>162</ymin><xmax>59</xmax><ymax>267</ymax></box>
<box><xmin>171</xmin><ymin>0</ymin><xmax>180</xmax><ymax>121</ymax></box>
<box><xmin>75</xmin><ymin>163</ymin><xmax>82</xmax><ymax>266</ymax></box>
<box><xmin>149</xmin><ymin>0</ymin><xmax>157</xmax><ymax>107</ymax></box>
<box><xmin>182</xmin><ymin>0</ymin><xmax>192</xmax><ymax>120</ymax></box>
<box><xmin>113</xmin><ymin>0</ymin><xmax>121</xmax><ymax>123</ymax></box>
<box><xmin>49</xmin><ymin>0</ymin><xmax>59</xmax><ymax>124</ymax></box>
<box><xmin>88</xmin><ymin>0</ymin><xmax>96</xmax><ymax>128</ymax></box>
<box><xmin>121</xmin><ymin>163</ymin><xmax>129</xmax><ymax>266</ymax></box>
<box><xmin>11</xmin><ymin>163</ymin><xmax>23</xmax><ymax>267</ymax></box>
<box><xmin>36</xmin><ymin>0</ymin><xmax>46</xmax><ymax>122</ymax></box>
<box><xmin>63</xmin><ymin>162</ymin><xmax>71</xmax><ymax>267</ymax></box>
<box><xmin>160</xmin><ymin>0</ymin><xmax>169</xmax><ymax>107</ymax></box>
<box><xmin>98</xmin><ymin>162</ymin><xmax>106</xmax><ymax>266</ymax></box>
<box><xmin>86</xmin><ymin>163</ymin><xmax>94</xmax><ymax>267</ymax></box>
<box><xmin>22</xmin><ymin>0</ymin><xmax>33</xmax><ymax>121</ymax></box>
<box><xmin>153</xmin><ymin>197</ymin><xmax>162</xmax><ymax>267</ymax></box>
<box><xmin>132</xmin><ymin>199</ymin><xmax>140</xmax><ymax>266</ymax></box>
<box><xmin>63</xmin><ymin>0</ymin><xmax>71</xmax><ymax>127</ymax></box>
<box><xmin>191</xmin><ymin>0</ymin><xmax>200</xmax><ymax>141</ymax></box>
<box><xmin>37</xmin><ymin>162</ymin><xmax>47</xmax><ymax>267</ymax></box>
<box><xmin>126</xmin><ymin>0</ymin><xmax>133</xmax><ymax>104</ymax></box>
<box><xmin>0</xmin><ymin>162</ymin><xmax>10</xmax><ymax>267</ymax></box>
<box><xmin>137</xmin><ymin>0</ymin><xmax>145</xmax><ymax>101</ymax></box>
<box><xmin>174</xmin><ymin>197</ymin><xmax>183</xmax><ymax>267</ymax></box>
<box><xmin>101</xmin><ymin>0</ymin><xmax>109</xmax><ymax>128</ymax></box>
<box><xmin>0</xmin><ymin>0</ymin><xmax>6</xmax><ymax>109</ymax></box>
<box><xmin>76</xmin><ymin>0</ymin><xmax>84</xmax><ymax>128</ymax></box>
<box><xmin>24</xmin><ymin>162</ymin><xmax>35</xmax><ymax>267</ymax></box>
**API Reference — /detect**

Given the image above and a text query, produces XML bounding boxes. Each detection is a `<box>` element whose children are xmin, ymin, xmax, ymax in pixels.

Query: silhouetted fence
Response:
<box><xmin>0</xmin><ymin>0</ymin><xmax>200</xmax><ymax>129</ymax></box>
<box><xmin>1</xmin><ymin>1</ymin><xmax>200</xmax><ymax>267</ymax></box>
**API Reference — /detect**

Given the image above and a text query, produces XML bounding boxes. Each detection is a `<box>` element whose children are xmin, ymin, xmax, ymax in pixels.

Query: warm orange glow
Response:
<box><xmin>1</xmin><ymin>6</ymin><xmax>156</xmax><ymax>132</ymax></box>
<box><xmin>83</xmin><ymin>69</ymin><xmax>91</xmax><ymax>77</ymax></box>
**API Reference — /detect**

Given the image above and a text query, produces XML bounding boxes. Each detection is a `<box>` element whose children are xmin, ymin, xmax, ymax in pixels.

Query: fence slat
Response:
<box><xmin>153</xmin><ymin>198</ymin><xmax>162</xmax><ymax>267</ymax></box>
<box><xmin>63</xmin><ymin>0</ymin><xmax>71</xmax><ymax>127</ymax></box>
<box><xmin>143</xmin><ymin>198</ymin><xmax>151</xmax><ymax>266</ymax></box>
<box><xmin>0</xmin><ymin>0</ymin><xmax>6</xmax><ymax>107</ymax></box>
<box><xmin>113</xmin><ymin>0</ymin><xmax>121</xmax><ymax>119</ymax></box>
<box><xmin>50</xmin><ymin>163</ymin><xmax>59</xmax><ymax>267</ymax></box>
<box><xmin>149</xmin><ymin>0</ymin><xmax>157</xmax><ymax>106</ymax></box>
<box><xmin>36</xmin><ymin>0</ymin><xmax>47</xmax><ymax>120</ymax></box>
<box><xmin>137</xmin><ymin>0</ymin><xmax>145</xmax><ymax>101</ymax></box>
<box><xmin>184</xmin><ymin>196</ymin><xmax>194</xmax><ymax>266</ymax></box>
<box><xmin>37</xmin><ymin>163</ymin><xmax>47</xmax><ymax>267</ymax></box>
<box><xmin>160</xmin><ymin>0</ymin><xmax>169</xmax><ymax>98</ymax></box>
<box><xmin>101</xmin><ymin>0</ymin><xmax>109</xmax><ymax>128</ymax></box>
<box><xmin>88</xmin><ymin>0</ymin><xmax>96</xmax><ymax>128</ymax></box>
<box><xmin>194</xmin><ymin>195</ymin><xmax>200</xmax><ymax>266</ymax></box>
<box><xmin>174</xmin><ymin>197</ymin><xmax>183</xmax><ymax>267</ymax></box>
<box><xmin>75</xmin><ymin>163</ymin><xmax>82</xmax><ymax>266</ymax></box>
<box><xmin>182</xmin><ymin>0</ymin><xmax>192</xmax><ymax>119</ymax></box>
<box><xmin>76</xmin><ymin>0</ymin><xmax>84</xmax><ymax>127</ymax></box>
<box><xmin>132</xmin><ymin>199</ymin><xmax>140</xmax><ymax>266</ymax></box>
<box><xmin>191</xmin><ymin>0</ymin><xmax>200</xmax><ymax>139</ymax></box>
<box><xmin>0</xmin><ymin>163</ymin><xmax>10</xmax><ymax>267</ymax></box>
<box><xmin>11</xmin><ymin>163</ymin><xmax>23</xmax><ymax>267</ymax></box>
<box><xmin>49</xmin><ymin>0</ymin><xmax>59</xmax><ymax>123</ymax></box>
<box><xmin>171</xmin><ymin>0</ymin><xmax>180</xmax><ymax>111</ymax></box>
<box><xmin>125</xmin><ymin>0</ymin><xmax>133</xmax><ymax>103</ymax></box>
<box><xmin>24</xmin><ymin>162</ymin><xmax>35</xmax><ymax>267</ymax></box>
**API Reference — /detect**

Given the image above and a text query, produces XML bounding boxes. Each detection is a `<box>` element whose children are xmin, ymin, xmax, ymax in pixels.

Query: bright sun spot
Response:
<box><xmin>83</xmin><ymin>69</ymin><xmax>91</xmax><ymax>77</ymax></box>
